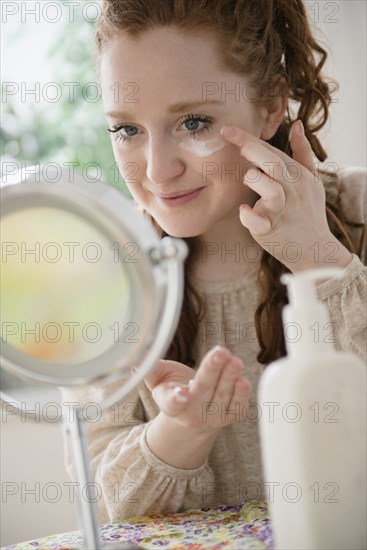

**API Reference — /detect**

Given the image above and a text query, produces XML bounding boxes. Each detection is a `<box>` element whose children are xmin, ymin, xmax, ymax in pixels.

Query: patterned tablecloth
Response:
<box><xmin>2</xmin><ymin>501</ymin><xmax>273</xmax><ymax>549</ymax></box>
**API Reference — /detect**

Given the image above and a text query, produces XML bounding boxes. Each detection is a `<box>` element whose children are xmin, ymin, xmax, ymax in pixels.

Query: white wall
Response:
<box><xmin>1</xmin><ymin>411</ymin><xmax>77</xmax><ymax>547</ymax></box>
<box><xmin>306</xmin><ymin>0</ymin><xmax>367</xmax><ymax>168</ymax></box>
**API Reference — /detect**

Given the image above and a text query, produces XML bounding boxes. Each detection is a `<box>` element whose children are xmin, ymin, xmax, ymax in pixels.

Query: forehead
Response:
<box><xmin>99</xmin><ymin>26</ymin><xmax>242</xmax><ymax>105</ymax></box>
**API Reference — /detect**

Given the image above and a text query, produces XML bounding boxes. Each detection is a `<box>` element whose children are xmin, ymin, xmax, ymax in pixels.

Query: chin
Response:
<box><xmin>159</xmin><ymin>223</ymin><xmax>202</xmax><ymax>239</ymax></box>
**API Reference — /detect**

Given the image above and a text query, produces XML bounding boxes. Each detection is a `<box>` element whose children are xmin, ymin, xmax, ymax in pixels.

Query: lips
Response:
<box><xmin>158</xmin><ymin>187</ymin><xmax>204</xmax><ymax>199</ymax></box>
<box><xmin>157</xmin><ymin>187</ymin><xmax>206</xmax><ymax>206</ymax></box>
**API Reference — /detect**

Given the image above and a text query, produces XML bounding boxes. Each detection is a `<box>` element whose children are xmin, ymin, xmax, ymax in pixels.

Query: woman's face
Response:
<box><xmin>100</xmin><ymin>26</ymin><xmax>269</xmax><ymax>239</ymax></box>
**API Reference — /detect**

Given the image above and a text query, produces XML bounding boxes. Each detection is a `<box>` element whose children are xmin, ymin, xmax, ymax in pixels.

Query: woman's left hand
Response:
<box><xmin>221</xmin><ymin>121</ymin><xmax>352</xmax><ymax>273</ymax></box>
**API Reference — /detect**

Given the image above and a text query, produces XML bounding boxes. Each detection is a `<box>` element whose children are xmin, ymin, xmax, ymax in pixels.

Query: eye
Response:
<box><xmin>178</xmin><ymin>114</ymin><xmax>213</xmax><ymax>137</ymax></box>
<box><xmin>107</xmin><ymin>124</ymin><xmax>139</xmax><ymax>143</ymax></box>
<box><xmin>107</xmin><ymin>113</ymin><xmax>214</xmax><ymax>143</ymax></box>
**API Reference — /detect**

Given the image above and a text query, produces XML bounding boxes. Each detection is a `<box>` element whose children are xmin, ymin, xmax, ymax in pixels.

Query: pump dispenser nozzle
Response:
<box><xmin>280</xmin><ymin>268</ymin><xmax>344</xmax><ymax>356</ymax></box>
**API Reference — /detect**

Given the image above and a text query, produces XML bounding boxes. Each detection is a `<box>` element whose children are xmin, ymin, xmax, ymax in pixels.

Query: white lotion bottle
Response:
<box><xmin>258</xmin><ymin>268</ymin><xmax>366</xmax><ymax>550</ymax></box>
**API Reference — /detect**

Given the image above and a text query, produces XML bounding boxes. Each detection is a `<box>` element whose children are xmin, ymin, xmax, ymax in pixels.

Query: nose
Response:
<box><xmin>145</xmin><ymin>134</ymin><xmax>185</xmax><ymax>186</ymax></box>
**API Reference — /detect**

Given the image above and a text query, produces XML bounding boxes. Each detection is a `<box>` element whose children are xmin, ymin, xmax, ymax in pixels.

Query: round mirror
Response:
<box><xmin>2</xmin><ymin>205</ymin><xmax>131</xmax><ymax>365</ymax></box>
<box><xmin>0</xmin><ymin>165</ymin><xmax>187</xmax><ymax>393</ymax></box>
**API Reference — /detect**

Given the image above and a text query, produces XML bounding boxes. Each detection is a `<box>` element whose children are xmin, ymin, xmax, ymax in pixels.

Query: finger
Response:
<box><xmin>211</xmin><ymin>356</ymin><xmax>243</xmax><ymax>411</ymax></box>
<box><xmin>226</xmin><ymin>378</ymin><xmax>252</xmax><ymax>422</ymax></box>
<box><xmin>289</xmin><ymin>120</ymin><xmax>316</xmax><ymax>175</ymax></box>
<box><xmin>142</xmin><ymin>359</ymin><xmax>173</xmax><ymax>391</ymax></box>
<box><xmin>244</xmin><ymin>168</ymin><xmax>286</xmax><ymax>212</ymax></box>
<box><xmin>192</xmin><ymin>346</ymin><xmax>232</xmax><ymax>393</ymax></box>
<box><xmin>151</xmin><ymin>381</ymin><xmax>190</xmax><ymax>417</ymax></box>
<box><xmin>221</xmin><ymin>124</ymin><xmax>314</xmax><ymax>183</ymax></box>
<box><xmin>221</xmin><ymin>126</ymin><xmax>290</xmax><ymax>188</ymax></box>
<box><xmin>242</xmin><ymin>141</ymin><xmax>287</xmax><ymax>185</ymax></box>
<box><xmin>142</xmin><ymin>359</ymin><xmax>192</xmax><ymax>391</ymax></box>
<box><xmin>221</xmin><ymin>125</ymin><xmax>291</xmax><ymax>168</ymax></box>
<box><xmin>239</xmin><ymin>203</ymin><xmax>272</xmax><ymax>235</ymax></box>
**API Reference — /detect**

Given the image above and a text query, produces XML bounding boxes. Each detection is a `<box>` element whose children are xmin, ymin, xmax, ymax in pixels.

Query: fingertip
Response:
<box><xmin>239</xmin><ymin>204</ymin><xmax>251</xmax><ymax>228</ymax></box>
<box><xmin>235</xmin><ymin>356</ymin><xmax>245</xmax><ymax>369</ymax></box>
<box><xmin>173</xmin><ymin>386</ymin><xmax>189</xmax><ymax>403</ymax></box>
<box><xmin>297</xmin><ymin>119</ymin><xmax>305</xmax><ymax>136</ymax></box>
<box><xmin>211</xmin><ymin>346</ymin><xmax>231</xmax><ymax>365</ymax></box>
<box><xmin>220</xmin><ymin>125</ymin><xmax>236</xmax><ymax>139</ymax></box>
<box><xmin>174</xmin><ymin>395</ymin><xmax>189</xmax><ymax>404</ymax></box>
<box><xmin>212</xmin><ymin>344</ymin><xmax>227</xmax><ymax>354</ymax></box>
<box><xmin>237</xmin><ymin>378</ymin><xmax>252</xmax><ymax>393</ymax></box>
<box><xmin>289</xmin><ymin>119</ymin><xmax>305</xmax><ymax>141</ymax></box>
<box><xmin>241</xmin><ymin>204</ymin><xmax>254</xmax><ymax>220</ymax></box>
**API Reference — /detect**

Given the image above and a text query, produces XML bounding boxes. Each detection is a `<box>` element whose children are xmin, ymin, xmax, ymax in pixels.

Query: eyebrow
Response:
<box><xmin>105</xmin><ymin>99</ymin><xmax>224</xmax><ymax>120</ymax></box>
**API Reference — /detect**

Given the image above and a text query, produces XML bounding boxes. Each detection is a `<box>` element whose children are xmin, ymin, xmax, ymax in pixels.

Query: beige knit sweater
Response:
<box><xmin>62</xmin><ymin>166</ymin><xmax>366</xmax><ymax>523</ymax></box>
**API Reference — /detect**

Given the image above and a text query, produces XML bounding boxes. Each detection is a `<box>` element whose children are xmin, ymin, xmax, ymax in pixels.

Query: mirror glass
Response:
<box><xmin>1</xmin><ymin>206</ymin><xmax>130</xmax><ymax>365</ymax></box>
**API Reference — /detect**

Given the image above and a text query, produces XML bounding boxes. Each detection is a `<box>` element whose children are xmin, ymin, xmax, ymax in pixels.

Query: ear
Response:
<box><xmin>258</xmin><ymin>78</ymin><xmax>288</xmax><ymax>141</ymax></box>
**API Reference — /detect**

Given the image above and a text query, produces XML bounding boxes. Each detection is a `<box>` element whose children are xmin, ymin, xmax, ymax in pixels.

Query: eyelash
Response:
<box><xmin>107</xmin><ymin>113</ymin><xmax>213</xmax><ymax>143</ymax></box>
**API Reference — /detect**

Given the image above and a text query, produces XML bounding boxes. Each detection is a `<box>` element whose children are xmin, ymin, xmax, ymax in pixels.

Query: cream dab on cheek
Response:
<box><xmin>178</xmin><ymin>135</ymin><xmax>228</xmax><ymax>157</ymax></box>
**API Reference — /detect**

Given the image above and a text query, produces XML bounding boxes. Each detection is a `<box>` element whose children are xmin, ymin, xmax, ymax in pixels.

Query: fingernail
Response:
<box><xmin>173</xmin><ymin>387</ymin><xmax>189</xmax><ymax>402</ymax></box>
<box><xmin>291</xmin><ymin>119</ymin><xmax>304</xmax><ymax>138</ymax></box>
<box><xmin>227</xmin><ymin>361</ymin><xmax>240</xmax><ymax>373</ymax></box>
<box><xmin>213</xmin><ymin>347</ymin><xmax>227</xmax><ymax>364</ymax></box>
<box><xmin>220</xmin><ymin>126</ymin><xmax>236</xmax><ymax>139</ymax></box>
<box><xmin>212</xmin><ymin>345</ymin><xmax>223</xmax><ymax>360</ymax></box>
<box><xmin>296</xmin><ymin>119</ymin><xmax>305</xmax><ymax>136</ymax></box>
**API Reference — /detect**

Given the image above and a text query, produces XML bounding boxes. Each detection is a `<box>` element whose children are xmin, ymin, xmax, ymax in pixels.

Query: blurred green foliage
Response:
<box><xmin>1</xmin><ymin>1</ymin><xmax>129</xmax><ymax>196</ymax></box>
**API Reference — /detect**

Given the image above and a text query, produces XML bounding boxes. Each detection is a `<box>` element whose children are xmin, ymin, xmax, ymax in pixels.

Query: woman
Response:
<box><xmin>64</xmin><ymin>0</ymin><xmax>366</xmax><ymax>522</ymax></box>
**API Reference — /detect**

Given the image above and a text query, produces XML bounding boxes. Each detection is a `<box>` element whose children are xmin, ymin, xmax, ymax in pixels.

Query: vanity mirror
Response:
<box><xmin>0</xmin><ymin>165</ymin><xmax>188</xmax><ymax>549</ymax></box>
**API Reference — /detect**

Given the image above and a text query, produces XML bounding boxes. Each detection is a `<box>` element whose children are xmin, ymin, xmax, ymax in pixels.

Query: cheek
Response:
<box><xmin>199</xmin><ymin>144</ymin><xmax>251</xmax><ymax>188</ymax></box>
<box><xmin>125</xmin><ymin>164</ymin><xmax>143</xmax><ymax>189</ymax></box>
<box><xmin>112</xmin><ymin>145</ymin><xmax>145</xmax><ymax>187</ymax></box>
<box><xmin>124</xmin><ymin>182</ymin><xmax>142</xmax><ymax>203</ymax></box>
<box><xmin>179</xmin><ymin>143</ymin><xmax>240</xmax><ymax>183</ymax></box>
<box><xmin>207</xmin><ymin>145</ymin><xmax>259</xmax><ymax>206</ymax></box>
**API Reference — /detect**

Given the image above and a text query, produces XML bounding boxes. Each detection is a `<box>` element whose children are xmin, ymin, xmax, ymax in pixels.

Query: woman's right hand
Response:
<box><xmin>143</xmin><ymin>346</ymin><xmax>252</xmax><ymax>435</ymax></box>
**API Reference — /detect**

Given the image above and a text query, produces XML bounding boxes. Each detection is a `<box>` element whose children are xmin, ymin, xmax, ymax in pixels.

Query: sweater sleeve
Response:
<box><xmin>316</xmin><ymin>254</ymin><xmax>367</xmax><ymax>361</ymax></box>
<box><xmin>61</xmin><ymin>376</ymin><xmax>215</xmax><ymax>523</ymax></box>
<box><xmin>315</xmin><ymin>166</ymin><xmax>367</xmax><ymax>361</ymax></box>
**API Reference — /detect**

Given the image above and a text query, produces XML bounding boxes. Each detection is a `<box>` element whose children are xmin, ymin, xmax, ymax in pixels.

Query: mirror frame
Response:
<box><xmin>1</xmin><ymin>173</ymin><xmax>172</xmax><ymax>387</ymax></box>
